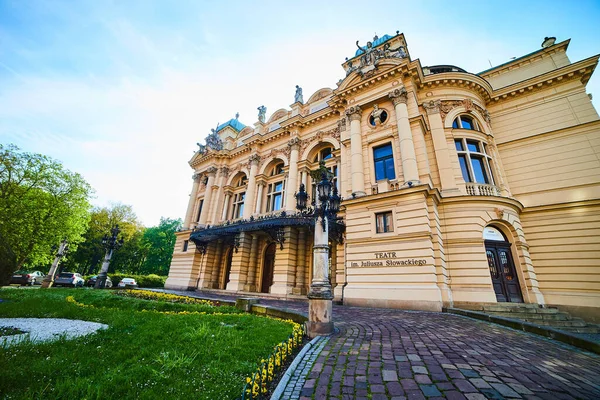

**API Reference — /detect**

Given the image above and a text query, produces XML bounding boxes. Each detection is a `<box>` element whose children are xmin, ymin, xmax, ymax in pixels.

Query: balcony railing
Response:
<box><xmin>465</xmin><ymin>183</ymin><xmax>501</xmax><ymax>196</ymax></box>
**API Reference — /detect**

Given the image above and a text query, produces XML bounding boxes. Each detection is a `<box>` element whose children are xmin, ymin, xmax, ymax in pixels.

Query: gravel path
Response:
<box><xmin>0</xmin><ymin>318</ymin><xmax>108</xmax><ymax>347</ymax></box>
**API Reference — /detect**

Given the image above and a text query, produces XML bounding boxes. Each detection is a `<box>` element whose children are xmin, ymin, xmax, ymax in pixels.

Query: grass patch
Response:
<box><xmin>0</xmin><ymin>288</ymin><xmax>296</xmax><ymax>399</ymax></box>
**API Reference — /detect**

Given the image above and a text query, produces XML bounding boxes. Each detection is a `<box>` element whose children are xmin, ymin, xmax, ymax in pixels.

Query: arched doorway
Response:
<box><xmin>222</xmin><ymin>247</ymin><xmax>233</xmax><ymax>289</ymax></box>
<box><xmin>261</xmin><ymin>243</ymin><xmax>276</xmax><ymax>293</ymax></box>
<box><xmin>484</xmin><ymin>226</ymin><xmax>523</xmax><ymax>303</ymax></box>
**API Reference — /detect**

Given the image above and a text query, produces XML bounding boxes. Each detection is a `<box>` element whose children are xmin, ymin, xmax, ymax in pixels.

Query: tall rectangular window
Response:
<box><xmin>375</xmin><ymin>212</ymin><xmax>393</xmax><ymax>233</ymax></box>
<box><xmin>454</xmin><ymin>138</ymin><xmax>494</xmax><ymax>185</ymax></box>
<box><xmin>231</xmin><ymin>192</ymin><xmax>245</xmax><ymax>219</ymax></box>
<box><xmin>267</xmin><ymin>181</ymin><xmax>284</xmax><ymax>212</ymax></box>
<box><xmin>196</xmin><ymin>200</ymin><xmax>204</xmax><ymax>222</ymax></box>
<box><xmin>183</xmin><ymin>240</ymin><xmax>189</xmax><ymax>252</ymax></box>
<box><xmin>373</xmin><ymin>143</ymin><xmax>396</xmax><ymax>181</ymax></box>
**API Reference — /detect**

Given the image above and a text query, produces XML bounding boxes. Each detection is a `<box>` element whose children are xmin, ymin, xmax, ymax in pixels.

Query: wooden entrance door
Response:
<box><xmin>261</xmin><ymin>243</ymin><xmax>276</xmax><ymax>293</ymax></box>
<box><xmin>485</xmin><ymin>241</ymin><xmax>523</xmax><ymax>303</ymax></box>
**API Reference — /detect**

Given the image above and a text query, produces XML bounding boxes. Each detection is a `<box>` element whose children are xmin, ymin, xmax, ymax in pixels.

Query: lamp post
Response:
<box><xmin>95</xmin><ymin>225</ymin><xmax>124</xmax><ymax>289</ymax></box>
<box><xmin>296</xmin><ymin>161</ymin><xmax>342</xmax><ymax>337</ymax></box>
<box><xmin>41</xmin><ymin>239</ymin><xmax>69</xmax><ymax>288</ymax></box>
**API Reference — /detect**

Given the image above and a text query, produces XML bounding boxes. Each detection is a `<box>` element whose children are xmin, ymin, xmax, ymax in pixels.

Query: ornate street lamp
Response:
<box><xmin>41</xmin><ymin>239</ymin><xmax>69</xmax><ymax>288</ymax></box>
<box><xmin>295</xmin><ymin>161</ymin><xmax>342</xmax><ymax>337</ymax></box>
<box><xmin>95</xmin><ymin>225</ymin><xmax>124</xmax><ymax>289</ymax></box>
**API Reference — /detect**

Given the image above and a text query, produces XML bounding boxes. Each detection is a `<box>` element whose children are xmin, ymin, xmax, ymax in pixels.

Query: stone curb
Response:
<box><xmin>444</xmin><ymin>307</ymin><xmax>600</xmax><ymax>355</ymax></box>
<box><xmin>270</xmin><ymin>335</ymin><xmax>326</xmax><ymax>400</ymax></box>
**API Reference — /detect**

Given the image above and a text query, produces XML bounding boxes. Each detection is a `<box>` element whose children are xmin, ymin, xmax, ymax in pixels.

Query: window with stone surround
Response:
<box><xmin>182</xmin><ymin>240</ymin><xmax>189</xmax><ymax>252</ymax></box>
<box><xmin>454</xmin><ymin>138</ymin><xmax>495</xmax><ymax>184</ymax></box>
<box><xmin>266</xmin><ymin>181</ymin><xmax>285</xmax><ymax>212</ymax></box>
<box><xmin>231</xmin><ymin>192</ymin><xmax>245</xmax><ymax>219</ymax></box>
<box><xmin>452</xmin><ymin>115</ymin><xmax>480</xmax><ymax>131</ymax></box>
<box><xmin>373</xmin><ymin>143</ymin><xmax>396</xmax><ymax>181</ymax></box>
<box><xmin>375</xmin><ymin>211</ymin><xmax>393</xmax><ymax>233</ymax></box>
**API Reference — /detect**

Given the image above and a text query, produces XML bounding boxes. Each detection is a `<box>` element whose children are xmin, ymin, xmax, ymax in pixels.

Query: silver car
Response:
<box><xmin>53</xmin><ymin>272</ymin><xmax>85</xmax><ymax>288</ymax></box>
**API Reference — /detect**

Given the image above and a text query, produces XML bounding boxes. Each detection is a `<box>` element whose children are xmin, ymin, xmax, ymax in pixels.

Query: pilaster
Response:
<box><xmin>270</xmin><ymin>227</ymin><xmax>298</xmax><ymax>295</ymax></box>
<box><xmin>226</xmin><ymin>232</ymin><xmax>252</xmax><ymax>291</ymax></box>
<box><xmin>423</xmin><ymin>100</ymin><xmax>458</xmax><ymax>194</ymax></box>
<box><xmin>345</xmin><ymin>105</ymin><xmax>366</xmax><ymax>197</ymax></box>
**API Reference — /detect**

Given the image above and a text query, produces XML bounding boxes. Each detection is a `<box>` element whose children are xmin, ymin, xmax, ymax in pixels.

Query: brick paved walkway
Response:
<box><xmin>159</xmin><ymin>290</ymin><xmax>600</xmax><ymax>399</ymax></box>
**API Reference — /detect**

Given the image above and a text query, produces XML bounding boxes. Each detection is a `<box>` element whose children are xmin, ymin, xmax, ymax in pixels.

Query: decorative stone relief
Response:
<box><xmin>438</xmin><ymin>99</ymin><xmax>491</xmax><ymax>125</ymax></box>
<box><xmin>205</xmin><ymin>166</ymin><xmax>218</xmax><ymax>176</ymax></box>
<box><xmin>423</xmin><ymin>100</ymin><xmax>441</xmax><ymax>115</ymax></box>
<box><xmin>288</xmin><ymin>137</ymin><xmax>301</xmax><ymax>150</ymax></box>
<box><xmin>338</xmin><ymin>117</ymin><xmax>347</xmax><ymax>132</ymax></box>
<box><xmin>388</xmin><ymin>87</ymin><xmax>408</xmax><ymax>106</ymax></box>
<box><xmin>345</xmin><ymin>105</ymin><xmax>363</xmax><ymax>121</ymax></box>
<box><xmin>248</xmin><ymin>154</ymin><xmax>261</xmax><ymax>167</ymax></box>
<box><xmin>219</xmin><ymin>166</ymin><xmax>230</xmax><ymax>178</ymax></box>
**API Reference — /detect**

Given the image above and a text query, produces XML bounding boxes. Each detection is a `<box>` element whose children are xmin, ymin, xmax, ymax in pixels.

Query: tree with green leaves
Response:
<box><xmin>63</xmin><ymin>203</ymin><xmax>145</xmax><ymax>275</ymax></box>
<box><xmin>140</xmin><ymin>217</ymin><xmax>181</xmax><ymax>275</ymax></box>
<box><xmin>0</xmin><ymin>144</ymin><xmax>93</xmax><ymax>286</ymax></box>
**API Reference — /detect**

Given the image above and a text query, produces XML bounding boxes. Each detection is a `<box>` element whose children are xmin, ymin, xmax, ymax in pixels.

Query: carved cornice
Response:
<box><xmin>345</xmin><ymin>105</ymin><xmax>363</xmax><ymax>121</ymax></box>
<box><xmin>388</xmin><ymin>87</ymin><xmax>408</xmax><ymax>106</ymax></box>
<box><xmin>422</xmin><ymin>100</ymin><xmax>441</xmax><ymax>115</ymax></box>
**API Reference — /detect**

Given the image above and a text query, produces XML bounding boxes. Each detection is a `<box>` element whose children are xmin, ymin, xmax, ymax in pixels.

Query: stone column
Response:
<box><xmin>389</xmin><ymin>87</ymin><xmax>420</xmax><ymax>185</ymax></box>
<box><xmin>244</xmin><ymin>234</ymin><xmax>259</xmax><ymax>292</ymax></box>
<box><xmin>285</xmin><ymin>137</ymin><xmax>301</xmax><ymax>211</ymax></box>
<box><xmin>183</xmin><ymin>173</ymin><xmax>201</xmax><ymax>230</ymax></box>
<box><xmin>221</xmin><ymin>192</ymin><xmax>232</xmax><ymax>221</ymax></box>
<box><xmin>243</xmin><ymin>155</ymin><xmax>261</xmax><ymax>218</ymax></box>
<box><xmin>255</xmin><ymin>182</ymin><xmax>265</xmax><ymax>214</ymax></box>
<box><xmin>345</xmin><ymin>105</ymin><xmax>366</xmax><ymax>197</ymax></box>
<box><xmin>210</xmin><ymin>167</ymin><xmax>229</xmax><ymax>223</ymax></box>
<box><xmin>293</xmin><ymin>229</ymin><xmax>307</xmax><ymax>295</ymax></box>
<box><xmin>198</xmin><ymin>167</ymin><xmax>218</xmax><ymax>225</ymax></box>
<box><xmin>210</xmin><ymin>240</ymin><xmax>224</xmax><ymax>289</ymax></box>
<box><xmin>423</xmin><ymin>100</ymin><xmax>457</xmax><ymax>192</ymax></box>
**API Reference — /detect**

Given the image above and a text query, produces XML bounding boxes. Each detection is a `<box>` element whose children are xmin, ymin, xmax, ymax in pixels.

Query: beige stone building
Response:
<box><xmin>165</xmin><ymin>33</ymin><xmax>600</xmax><ymax>321</ymax></box>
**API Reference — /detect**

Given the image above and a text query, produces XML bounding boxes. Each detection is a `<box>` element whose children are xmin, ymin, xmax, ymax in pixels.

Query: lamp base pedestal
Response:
<box><xmin>307</xmin><ymin>298</ymin><xmax>334</xmax><ymax>338</ymax></box>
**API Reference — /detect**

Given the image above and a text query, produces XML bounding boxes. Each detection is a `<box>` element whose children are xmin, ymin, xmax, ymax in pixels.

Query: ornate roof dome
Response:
<box><xmin>354</xmin><ymin>34</ymin><xmax>393</xmax><ymax>56</ymax></box>
<box><xmin>216</xmin><ymin>115</ymin><xmax>246</xmax><ymax>133</ymax></box>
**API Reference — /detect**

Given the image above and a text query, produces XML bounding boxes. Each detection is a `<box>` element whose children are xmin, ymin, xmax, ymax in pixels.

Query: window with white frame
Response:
<box><xmin>266</xmin><ymin>181</ymin><xmax>284</xmax><ymax>212</ymax></box>
<box><xmin>452</xmin><ymin>115</ymin><xmax>480</xmax><ymax>131</ymax></box>
<box><xmin>454</xmin><ymin>138</ymin><xmax>495</xmax><ymax>184</ymax></box>
<box><xmin>375</xmin><ymin>211</ymin><xmax>393</xmax><ymax>233</ymax></box>
<box><xmin>270</xmin><ymin>162</ymin><xmax>284</xmax><ymax>176</ymax></box>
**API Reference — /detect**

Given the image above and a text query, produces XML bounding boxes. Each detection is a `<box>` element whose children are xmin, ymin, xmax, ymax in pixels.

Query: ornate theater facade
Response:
<box><xmin>165</xmin><ymin>33</ymin><xmax>600</xmax><ymax>321</ymax></box>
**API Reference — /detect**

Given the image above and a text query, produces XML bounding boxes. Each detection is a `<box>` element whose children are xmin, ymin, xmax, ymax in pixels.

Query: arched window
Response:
<box><xmin>235</xmin><ymin>175</ymin><xmax>247</xmax><ymax>187</ymax></box>
<box><xmin>313</xmin><ymin>147</ymin><xmax>333</xmax><ymax>162</ymax></box>
<box><xmin>270</xmin><ymin>163</ymin><xmax>284</xmax><ymax>176</ymax></box>
<box><xmin>452</xmin><ymin>114</ymin><xmax>480</xmax><ymax>131</ymax></box>
<box><xmin>230</xmin><ymin>174</ymin><xmax>247</xmax><ymax>220</ymax></box>
<box><xmin>454</xmin><ymin>138</ymin><xmax>494</xmax><ymax>184</ymax></box>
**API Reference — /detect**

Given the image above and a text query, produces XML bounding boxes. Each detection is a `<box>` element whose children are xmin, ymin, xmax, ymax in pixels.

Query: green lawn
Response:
<box><xmin>0</xmin><ymin>288</ymin><xmax>295</xmax><ymax>400</ymax></box>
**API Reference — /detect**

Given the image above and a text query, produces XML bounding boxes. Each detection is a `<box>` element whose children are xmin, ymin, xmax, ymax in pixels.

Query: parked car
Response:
<box><xmin>85</xmin><ymin>275</ymin><xmax>112</xmax><ymax>288</ymax></box>
<box><xmin>118</xmin><ymin>278</ymin><xmax>138</xmax><ymax>288</ymax></box>
<box><xmin>10</xmin><ymin>271</ymin><xmax>45</xmax><ymax>286</ymax></box>
<box><xmin>53</xmin><ymin>272</ymin><xmax>85</xmax><ymax>288</ymax></box>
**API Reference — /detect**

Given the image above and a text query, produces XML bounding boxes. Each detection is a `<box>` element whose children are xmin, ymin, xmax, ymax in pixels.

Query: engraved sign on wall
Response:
<box><xmin>348</xmin><ymin>252</ymin><xmax>426</xmax><ymax>267</ymax></box>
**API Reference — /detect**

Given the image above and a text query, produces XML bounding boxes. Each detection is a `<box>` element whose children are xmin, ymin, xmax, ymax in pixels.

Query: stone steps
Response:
<box><xmin>455</xmin><ymin>302</ymin><xmax>600</xmax><ymax>334</ymax></box>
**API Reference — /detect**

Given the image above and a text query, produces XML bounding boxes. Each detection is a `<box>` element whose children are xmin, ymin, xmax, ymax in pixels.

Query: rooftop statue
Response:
<box><xmin>205</xmin><ymin>122</ymin><xmax>224</xmax><ymax>151</ymax></box>
<box><xmin>383</xmin><ymin>42</ymin><xmax>407</xmax><ymax>59</ymax></box>
<box><xmin>257</xmin><ymin>105</ymin><xmax>267</xmax><ymax>123</ymax></box>
<box><xmin>295</xmin><ymin>85</ymin><xmax>304</xmax><ymax>104</ymax></box>
<box><xmin>196</xmin><ymin>142</ymin><xmax>206</xmax><ymax>154</ymax></box>
<box><xmin>356</xmin><ymin>40</ymin><xmax>376</xmax><ymax>67</ymax></box>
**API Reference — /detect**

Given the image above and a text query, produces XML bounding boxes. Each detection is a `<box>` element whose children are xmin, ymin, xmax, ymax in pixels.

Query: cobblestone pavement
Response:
<box><xmin>159</xmin><ymin>290</ymin><xmax>600</xmax><ymax>399</ymax></box>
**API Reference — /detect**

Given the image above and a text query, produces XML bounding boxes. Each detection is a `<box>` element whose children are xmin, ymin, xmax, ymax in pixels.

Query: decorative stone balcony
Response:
<box><xmin>465</xmin><ymin>183</ymin><xmax>501</xmax><ymax>196</ymax></box>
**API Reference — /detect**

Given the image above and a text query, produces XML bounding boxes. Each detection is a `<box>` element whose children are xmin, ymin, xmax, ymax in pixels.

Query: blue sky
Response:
<box><xmin>1</xmin><ymin>0</ymin><xmax>599</xmax><ymax>226</ymax></box>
